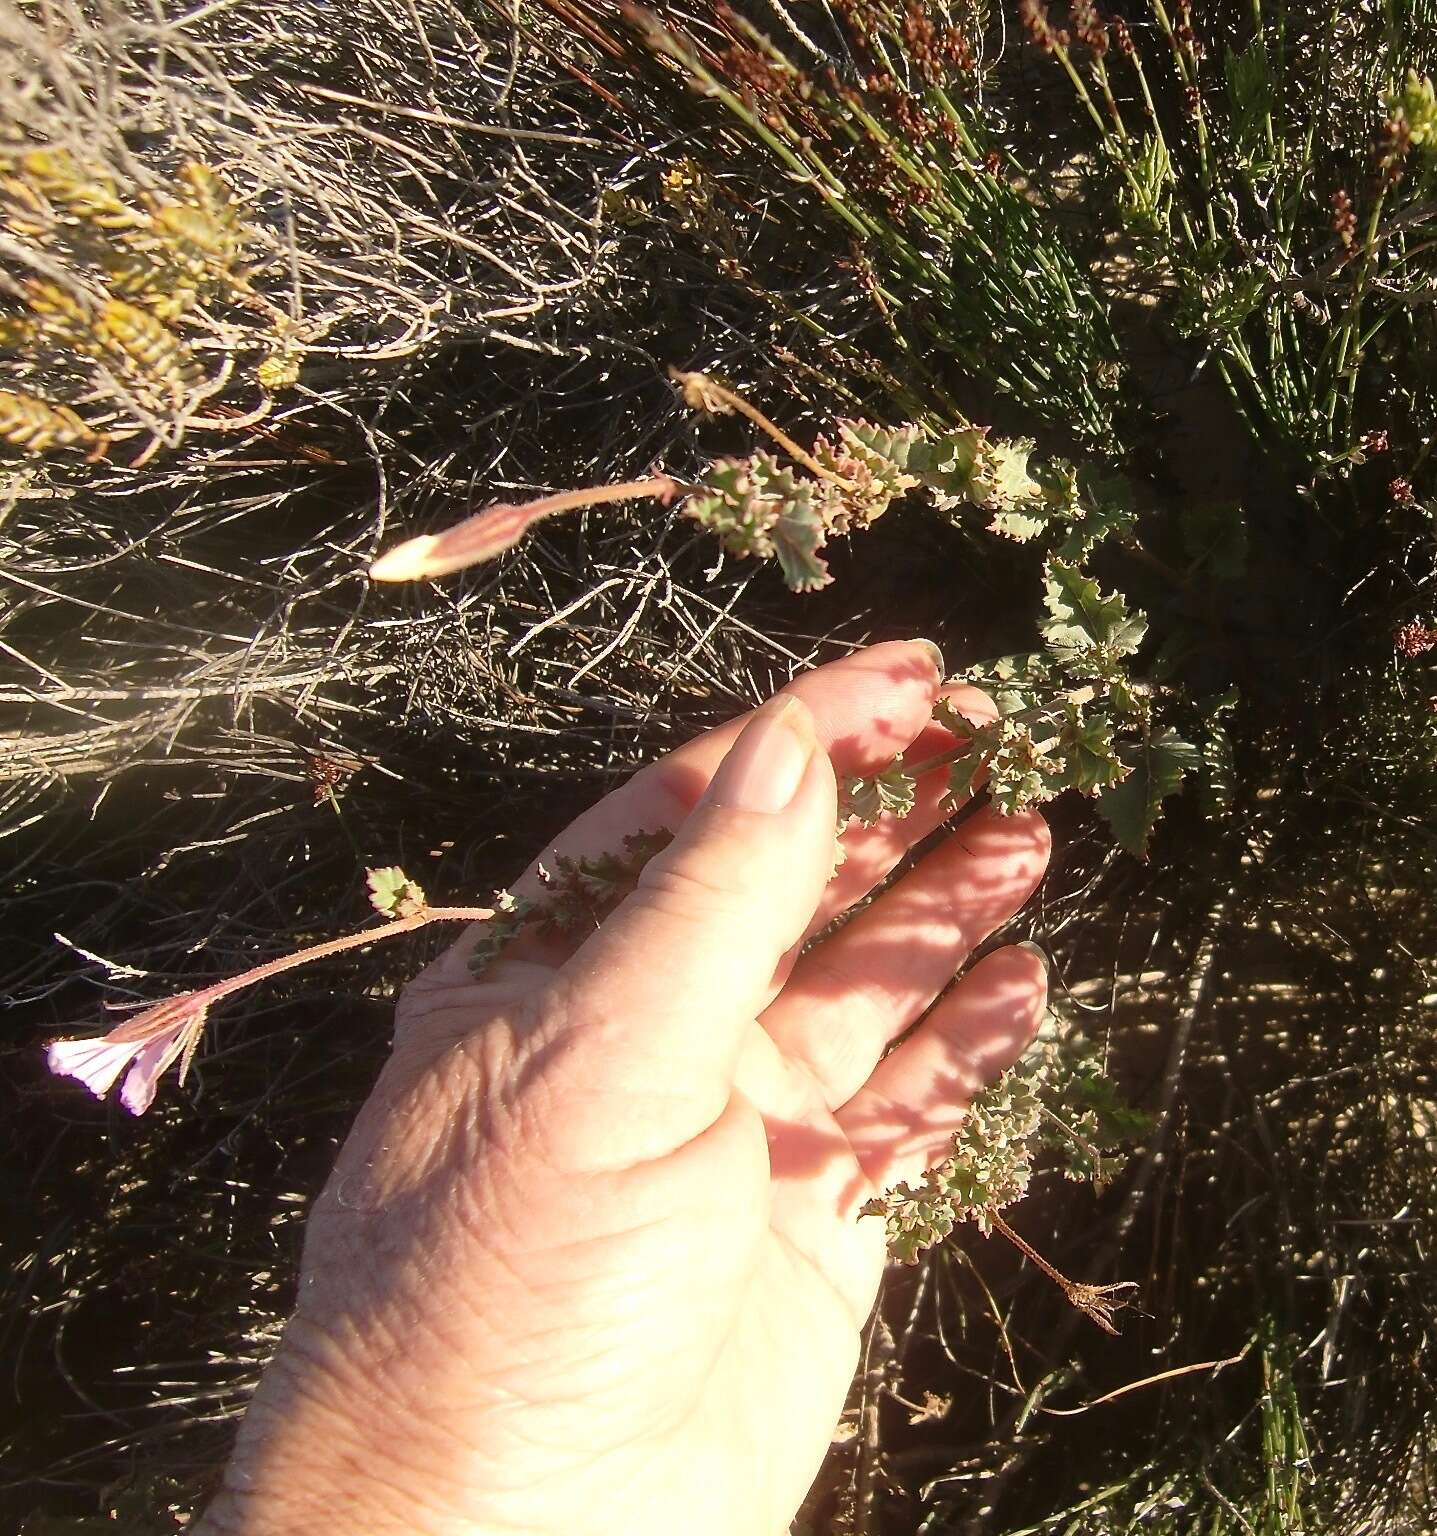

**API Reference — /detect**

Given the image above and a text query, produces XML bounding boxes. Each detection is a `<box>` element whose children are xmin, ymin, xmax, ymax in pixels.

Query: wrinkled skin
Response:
<box><xmin>199</xmin><ymin>643</ymin><xmax>1051</xmax><ymax>1536</ymax></box>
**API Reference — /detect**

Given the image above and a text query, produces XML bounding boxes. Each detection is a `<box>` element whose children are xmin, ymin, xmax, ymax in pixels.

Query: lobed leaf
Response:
<box><xmin>1056</xmin><ymin>708</ymin><xmax>1129</xmax><ymax>795</ymax></box>
<box><xmin>1097</xmin><ymin>727</ymin><xmax>1200</xmax><ymax>858</ymax></box>
<box><xmin>366</xmin><ymin>866</ymin><xmax>427</xmax><ymax>918</ymax></box>
<box><xmin>1040</xmin><ymin>559</ymin><xmax>1148</xmax><ymax>674</ymax></box>
<box><xmin>842</xmin><ymin>758</ymin><xmax>919</xmax><ymax>825</ymax></box>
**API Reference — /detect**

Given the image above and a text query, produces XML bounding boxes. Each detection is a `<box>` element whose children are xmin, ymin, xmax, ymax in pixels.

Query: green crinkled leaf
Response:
<box><xmin>946</xmin><ymin>743</ymin><xmax>990</xmax><ymax>804</ymax></box>
<box><xmin>934</xmin><ymin>710</ymin><xmax>1001</xmax><ymax>805</ymax></box>
<box><xmin>980</xmin><ymin>437</ymin><xmax>1042</xmax><ymax>511</ymax></box>
<box><xmin>1040</xmin><ymin>559</ymin><xmax>1148</xmax><ymax>673</ymax></box>
<box><xmin>366</xmin><ymin>865</ymin><xmax>427</xmax><ymax>917</ymax></box>
<box><xmin>540</xmin><ymin>828</ymin><xmax>675</xmax><ymax>934</ymax></box>
<box><xmin>915</xmin><ymin>425</ymin><xmax>988</xmax><ymax>509</ymax></box>
<box><xmin>1108</xmin><ymin>674</ymin><xmax>1146</xmax><ymax>718</ymax></box>
<box><xmin>1035</xmin><ymin>1043</ymin><xmax>1152</xmax><ymax>1187</ymax></box>
<box><xmin>685</xmin><ymin>458</ymin><xmax>776</xmax><ymax>560</ymax></box>
<box><xmin>814</xmin><ymin>419</ymin><xmax>924</xmax><ymax>528</ymax></box>
<box><xmin>771</xmin><ymin>489</ymin><xmax>832</xmax><ymax>592</ymax></box>
<box><xmin>842</xmin><ymin>759</ymin><xmax>918</xmax><ymax>825</ymax></box>
<box><xmin>989</xmin><ymin>504</ymin><xmax>1052</xmax><ymax>542</ymax></box>
<box><xmin>1056</xmin><ymin>709</ymin><xmax>1129</xmax><ymax>795</ymax></box>
<box><xmin>1034</xmin><ymin>458</ymin><xmax>1083</xmax><ymax>514</ymax></box>
<box><xmin>839</xmin><ymin>418</ymin><xmax>927</xmax><ymax>473</ymax></box>
<box><xmin>1097</xmin><ymin>727</ymin><xmax>1200</xmax><ymax>858</ymax></box>
<box><xmin>966</xmin><ymin>653</ymin><xmax>1055</xmax><ymax>716</ymax></box>
<box><xmin>987</xmin><ymin>720</ymin><xmax>1062</xmax><ymax>814</ymax></box>
<box><xmin>467</xmin><ymin>891</ymin><xmax>534</xmax><ymax>977</ymax></box>
<box><xmin>1053</xmin><ymin>474</ymin><xmax>1138</xmax><ymax>563</ymax></box>
<box><xmin>686</xmin><ymin>453</ymin><xmax>831</xmax><ymax>591</ymax></box>
<box><xmin>862</xmin><ymin>1037</ymin><xmax>1143</xmax><ymax>1263</ymax></box>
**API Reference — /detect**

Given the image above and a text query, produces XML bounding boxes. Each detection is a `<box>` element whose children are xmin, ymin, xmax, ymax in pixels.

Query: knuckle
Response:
<box><xmin>634</xmin><ymin>851</ymin><xmax>749</xmax><ymax>927</ymax></box>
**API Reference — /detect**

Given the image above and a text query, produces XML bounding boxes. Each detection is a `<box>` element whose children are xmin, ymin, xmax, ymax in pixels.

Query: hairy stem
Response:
<box><xmin>172</xmin><ymin>903</ymin><xmax>498</xmax><ymax>1014</ymax></box>
<box><xmin>670</xmin><ymin>369</ymin><xmax>856</xmax><ymax>487</ymax></box>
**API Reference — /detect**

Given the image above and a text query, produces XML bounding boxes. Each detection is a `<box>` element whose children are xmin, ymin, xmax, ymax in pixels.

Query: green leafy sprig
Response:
<box><xmin>468</xmin><ymin>829</ymin><xmax>675</xmax><ymax>976</ymax></box>
<box><xmin>861</xmin><ymin>1039</ymin><xmax>1149</xmax><ymax>1330</ymax></box>
<box><xmin>839</xmin><ymin>561</ymin><xmax>1201</xmax><ymax>856</ymax></box>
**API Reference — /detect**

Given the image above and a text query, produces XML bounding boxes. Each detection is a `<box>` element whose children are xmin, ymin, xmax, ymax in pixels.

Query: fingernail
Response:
<box><xmin>703</xmin><ymin>697</ymin><xmax>815</xmax><ymax>814</ymax></box>
<box><xmin>1015</xmin><ymin>940</ymin><xmax>1049</xmax><ymax>979</ymax></box>
<box><xmin>913</xmin><ymin>639</ymin><xmax>945</xmax><ymax>679</ymax></box>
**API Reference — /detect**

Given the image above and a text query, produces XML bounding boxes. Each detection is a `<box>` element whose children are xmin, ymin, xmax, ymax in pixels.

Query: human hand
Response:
<box><xmin>198</xmin><ymin>641</ymin><xmax>1051</xmax><ymax>1536</ymax></box>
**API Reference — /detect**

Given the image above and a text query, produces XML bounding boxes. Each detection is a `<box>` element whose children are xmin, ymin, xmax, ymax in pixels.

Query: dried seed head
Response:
<box><xmin>670</xmin><ymin>368</ymin><xmax>734</xmax><ymax>415</ymax></box>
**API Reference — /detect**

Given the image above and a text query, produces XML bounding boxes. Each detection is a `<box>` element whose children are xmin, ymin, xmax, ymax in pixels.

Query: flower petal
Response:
<box><xmin>118</xmin><ymin>1028</ymin><xmax>188</xmax><ymax>1116</ymax></box>
<box><xmin>47</xmin><ymin>1036</ymin><xmax>142</xmax><ymax>1098</ymax></box>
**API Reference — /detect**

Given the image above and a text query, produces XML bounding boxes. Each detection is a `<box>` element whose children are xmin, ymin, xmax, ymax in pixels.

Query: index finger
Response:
<box><xmin>511</xmin><ymin>638</ymin><xmax>944</xmax><ymax>894</ymax></box>
<box><xmin>415</xmin><ymin>640</ymin><xmax>943</xmax><ymax>987</ymax></box>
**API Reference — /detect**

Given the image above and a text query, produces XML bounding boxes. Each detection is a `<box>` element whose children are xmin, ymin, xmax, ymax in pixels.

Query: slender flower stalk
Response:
<box><xmin>670</xmin><ymin>369</ymin><xmax>857</xmax><ymax>488</ymax></box>
<box><xmin>48</xmin><ymin>882</ymin><xmax>498</xmax><ymax>1114</ymax></box>
<box><xmin>370</xmin><ymin>477</ymin><xmax>682</xmax><ymax>582</ymax></box>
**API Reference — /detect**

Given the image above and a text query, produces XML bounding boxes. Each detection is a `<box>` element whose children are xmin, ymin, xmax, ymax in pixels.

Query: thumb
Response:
<box><xmin>539</xmin><ymin>695</ymin><xmax>836</xmax><ymax>1153</ymax></box>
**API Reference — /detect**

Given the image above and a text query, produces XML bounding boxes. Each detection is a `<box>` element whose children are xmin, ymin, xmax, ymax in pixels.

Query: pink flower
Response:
<box><xmin>47</xmin><ymin>994</ymin><xmax>208</xmax><ymax>1115</ymax></box>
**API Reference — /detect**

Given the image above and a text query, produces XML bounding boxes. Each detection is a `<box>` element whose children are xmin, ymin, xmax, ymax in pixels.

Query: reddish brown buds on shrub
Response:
<box><xmin>1395</xmin><ymin>620</ymin><xmax>1437</xmax><ymax>657</ymax></box>
<box><xmin>1390</xmin><ymin>476</ymin><xmax>1418</xmax><ymax>507</ymax></box>
<box><xmin>1111</xmin><ymin>15</ymin><xmax>1135</xmax><ymax>55</ymax></box>
<box><xmin>1072</xmin><ymin>0</ymin><xmax>1109</xmax><ymax>56</ymax></box>
<box><xmin>1019</xmin><ymin>0</ymin><xmax>1059</xmax><ymax>52</ymax></box>
<box><xmin>834</xmin><ymin>0</ymin><xmax>879</xmax><ymax>43</ymax></box>
<box><xmin>1175</xmin><ymin>0</ymin><xmax>1203</xmax><ymax>57</ymax></box>
<box><xmin>940</xmin><ymin>23</ymin><xmax>975</xmax><ymax>72</ymax></box>
<box><xmin>1330</xmin><ymin>189</ymin><xmax>1357</xmax><ymax>249</ymax></box>
<box><xmin>1361</xmin><ymin>429</ymin><xmax>1389</xmax><ymax>456</ymax></box>
<box><xmin>903</xmin><ymin>2</ymin><xmax>944</xmax><ymax>84</ymax></box>
<box><xmin>1375</xmin><ymin>116</ymin><xmax>1413</xmax><ymax>188</ymax></box>
<box><xmin>723</xmin><ymin>45</ymin><xmax>793</xmax><ymax>104</ymax></box>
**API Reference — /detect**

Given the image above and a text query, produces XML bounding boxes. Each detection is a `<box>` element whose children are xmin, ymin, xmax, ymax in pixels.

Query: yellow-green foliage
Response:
<box><xmin>0</xmin><ymin>386</ymin><xmax>100</xmax><ymax>454</ymax></box>
<box><xmin>0</xmin><ymin>140</ymin><xmax>277</xmax><ymax>457</ymax></box>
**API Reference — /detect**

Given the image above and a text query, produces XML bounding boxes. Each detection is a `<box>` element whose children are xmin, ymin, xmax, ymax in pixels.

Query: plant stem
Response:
<box><xmin>182</xmin><ymin>903</ymin><xmax>498</xmax><ymax>1014</ymax></box>
<box><xmin>370</xmin><ymin>477</ymin><xmax>684</xmax><ymax>581</ymax></box>
<box><xmin>1325</xmin><ymin>190</ymin><xmax>1389</xmax><ymax>438</ymax></box>
<box><xmin>987</xmin><ymin>1208</ymin><xmax>1137</xmax><ymax>1334</ymax></box>
<box><xmin>670</xmin><ymin>370</ymin><xmax>855</xmax><ymax>487</ymax></box>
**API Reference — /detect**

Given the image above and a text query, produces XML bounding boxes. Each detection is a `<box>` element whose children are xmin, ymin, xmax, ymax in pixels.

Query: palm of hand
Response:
<box><xmin>205</xmin><ymin>644</ymin><xmax>1049</xmax><ymax>1536</ymax></box>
